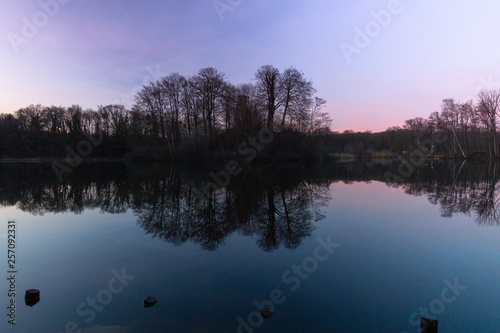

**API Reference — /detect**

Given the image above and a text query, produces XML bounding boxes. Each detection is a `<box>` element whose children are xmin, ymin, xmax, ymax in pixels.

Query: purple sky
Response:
<box><xmin>1</xmin><ymin>0</ymin><xmax>500</xmax><ymax>132</ymax></box>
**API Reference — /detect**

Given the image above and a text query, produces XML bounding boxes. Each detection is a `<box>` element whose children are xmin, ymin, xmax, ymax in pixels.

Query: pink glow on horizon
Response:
<box><xmin>1</xmin><ymin>0</ymin><xmax>500</xmax><ymax>132</ymax></box>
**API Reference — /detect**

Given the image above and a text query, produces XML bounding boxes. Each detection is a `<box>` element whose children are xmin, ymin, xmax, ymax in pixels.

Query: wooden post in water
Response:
<box><xmin>421</xmin><ymin>317</ymin><xmax>438</xmax><ymax>333</ymax></box>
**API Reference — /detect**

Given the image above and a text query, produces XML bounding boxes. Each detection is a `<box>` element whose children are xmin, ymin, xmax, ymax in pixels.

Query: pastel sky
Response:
<box><xmin>1</xmin><ymin>0</ymin><xmax>500</xmax><ymax>132</ymax></box>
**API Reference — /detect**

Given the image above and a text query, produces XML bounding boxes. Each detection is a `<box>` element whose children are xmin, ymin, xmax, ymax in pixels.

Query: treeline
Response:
<box><xmin>329</xmin><ymin>91</ymin><xmax>500</xmax><ymax>159</ymax></box>
<box><xmin>0</xmin><ymin>65</ymin><xmax>331</xmax><ymax>160</ymax></box>
<box><xmin>3</xmin><ymin>69</ymin><xmax>500</xmax><ymax>160</ymax></box>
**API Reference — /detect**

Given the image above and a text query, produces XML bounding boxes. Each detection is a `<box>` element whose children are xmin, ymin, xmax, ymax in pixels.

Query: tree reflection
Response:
<box><xmin>133</xmin><ymin>165</ymin><xmax>330</xmax><ymax>251</ymax></box>
<box><xmin>0</xmin><ymin>162</ymin><xmax>330</xmax><ymax>251</ymax></box>
<box><xmin>2</xmin><ymin>160</ymin><xmax>500</xmax><ymax>252</ymax></box>
<box><xmin>386</xmin><ymin>161</ymin><xmax>500</xmax><ymax>226</ymax></box>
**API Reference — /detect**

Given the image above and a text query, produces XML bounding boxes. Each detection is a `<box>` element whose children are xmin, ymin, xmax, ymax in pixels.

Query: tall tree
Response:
<box><xmin>403</xmin><ymin>117</ymin><xmax>427</xmax><ymax>147</ymax></box>
<box><xmin>220</xmin><ymin>82</ymin><xmax>237</xmax><ymax>130</ymax></box>
<box><xmin>135</xmin><ymin>81</ymin><xmax>169</xmax><ymax>140</ymax></box>
<box><xmin>279</xmin><ymin>67</ymin><xmax>316</xmax><ymax>129</ymax></box>
<box><xmin>180</xmin><ymin>77</ymin><xmax>198</xmax><ymax>139</ymax></box>
<box><xmin>161</xmin><ymin>73</ymin><xmax>185</xmax><ymax>142</ymax></box>
<box><xmin>191</xmin><ymin>67</ymin><xmax>226</xmax><ymax>140</ymax></box>
<box><xmin>255</xmin><ymin>65</ymin><xmax>282</xmax><ymax>131</ymax></box>
<box><xmin>475</xmin><ymin>90</ymin><xmax>500</xmax><ymax>157</ymax></box>
<box><xmin>308</xmin><ymin>97</ymin><xmax>331</xmax><ymax>134</ymax></box>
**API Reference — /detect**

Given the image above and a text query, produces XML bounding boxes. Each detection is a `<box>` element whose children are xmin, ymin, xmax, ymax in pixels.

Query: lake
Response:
<box><xmin>0</xmin><ymin>161</ymin><xmax>499</xmax><ymax>333</ymax></box>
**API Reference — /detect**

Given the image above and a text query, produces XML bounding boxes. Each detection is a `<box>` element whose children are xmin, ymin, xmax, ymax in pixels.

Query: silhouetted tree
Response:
<box><xmin>255</xmin><ymin>65</ymin><xmax>282</xmax><ymax>131</ymax></box>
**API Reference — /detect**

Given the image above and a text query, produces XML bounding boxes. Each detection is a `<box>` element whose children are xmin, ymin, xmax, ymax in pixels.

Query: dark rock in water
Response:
<box><xmin>144</xmin><ymin>296</ymin><xmax>157</xmax><ymax>308</ymax></box>
<box><xmin>25</xmin><ymin>289</ymin><xmax>40</xmax><ymax>307</ymax></box>
<box><xmin>421</xmin><ymin>317</ymin><xmax>438</xmax><ymax>333</ymax></box>
<box><xmin>260</xmin><ymin>306</ymin><xmax>273</xmax><ymax>319</ymax></box>
<box><xmin>25</xmin><ymin>296</ymin><xmax>40</xmax><ymax>307</ymax></box>
<box><xmin>25</xmin><ymin>289</ymin><xmax>40</xmax><ymax>300</ymax></box>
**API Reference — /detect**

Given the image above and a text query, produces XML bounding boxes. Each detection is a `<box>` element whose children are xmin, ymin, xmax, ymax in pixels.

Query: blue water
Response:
<box><xmin>0</xmin><ymin>162</ymin><xmax>499</xmax><ymax>332</ymax></box>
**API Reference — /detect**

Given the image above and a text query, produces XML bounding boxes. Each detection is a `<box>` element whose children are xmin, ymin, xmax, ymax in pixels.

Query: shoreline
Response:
<box><xmin>0</xmin><ymin>157</ymin><xmax>126</xmax><ymax>163</ymax></box>
<box><xmin>0</xmin><ymin>156</ymin><xmax>494</xmax><ymax>164</ymax></box>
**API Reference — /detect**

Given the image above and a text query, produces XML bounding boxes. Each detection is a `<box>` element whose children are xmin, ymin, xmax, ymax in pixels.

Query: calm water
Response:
<box><xmin>0</xmin><ymin>161</ymin><xmax>499</xmax><ymax>333</ymax></box>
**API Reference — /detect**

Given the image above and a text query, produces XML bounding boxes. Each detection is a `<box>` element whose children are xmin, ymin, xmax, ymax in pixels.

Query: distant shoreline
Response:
<box><xmin>0</xmin><ymin>157</ymin><xmax>126</xmax><ymax>163</ymax></box>
<box><xmin>0</xmin><ymin>156</ymin><xmax>493</xmax><ymax>164</ymax></box>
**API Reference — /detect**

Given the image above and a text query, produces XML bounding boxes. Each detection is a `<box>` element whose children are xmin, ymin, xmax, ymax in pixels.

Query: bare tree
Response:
<box><xmin>255</xmin><ymin>65</ymin><xmax>282</xmax><ymax>131</ymax></box>
<box><xmin>135</xmin><ymin>81</ymin><xmax>169</xmax><ymax>140</ymax></box>
<box><xmin>104</xmin><ymin>105</ymin><xmax>129</xmax><ymax>138</ymax></box>
<box><xmin>191</xmin><ymin>67</ymin><xmax>226</xmax><ymax>141</ymax></box>
<box><xmin>43</xmin><ymin>106</ymin><xmax>66</xmax><ymax>134</ymax></box>
<box><xmin>180</xmin><ymin>76</ymin><xmax>197</xmax><ymax>139</ymax></box>
<box><xmin>441</xmin><ymin>99</ymin><xmax>466</xmax><ymax>158</ymax></box>
<box><xmin>475</xmin><ymin>90</ymin><xmax>500</xmax><ymax>157</ymax></box>
<box><xmin>160</xmin><ymin>73</ymin><xmax>186</xmax><ymax>142</ymax></box>
<box><xmin>404</xmin><ymin>117</ymin><xmax>427</xmax><ymax>147</ymax></box>
<box><xmin>308</xmin><ymin>97</ymin><xmax>330</xmax><ymax>134</ymax></box>
<box><xmin>220</xmin><ymin>82</ymin><xmax>237</xmax><ymax>130</ymax></box>
<box><xmin>279</xmin><ymin>67</ymin><xmax>316</xmax><ymax>129</ymax></box>
<box><xmin>65</xmin><ymin>105</ymin><xmax>84</xmax><ymax>140</ymax></box>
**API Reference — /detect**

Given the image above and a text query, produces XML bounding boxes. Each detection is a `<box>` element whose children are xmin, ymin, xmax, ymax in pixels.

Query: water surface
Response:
<box><xmin>0</xmin><ymin>161</ymin><xmax>499</xmax><ymax>332</ymax></box>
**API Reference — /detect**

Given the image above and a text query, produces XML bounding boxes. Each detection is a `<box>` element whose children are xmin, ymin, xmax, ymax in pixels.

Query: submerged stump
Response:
<box><xmin>260</xmin><ymin>306</ymin><xmax>274</xmax><ymax>319</ymax></box>
<box><xmin>144</xmin><ymin>296</ymin><xmax>157</xmax><ymax>308</ymax></box>
<box><xmin>421</xmin><ymin>317</ymin><xmax>438</xmax><ymax>333</ymax></box>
